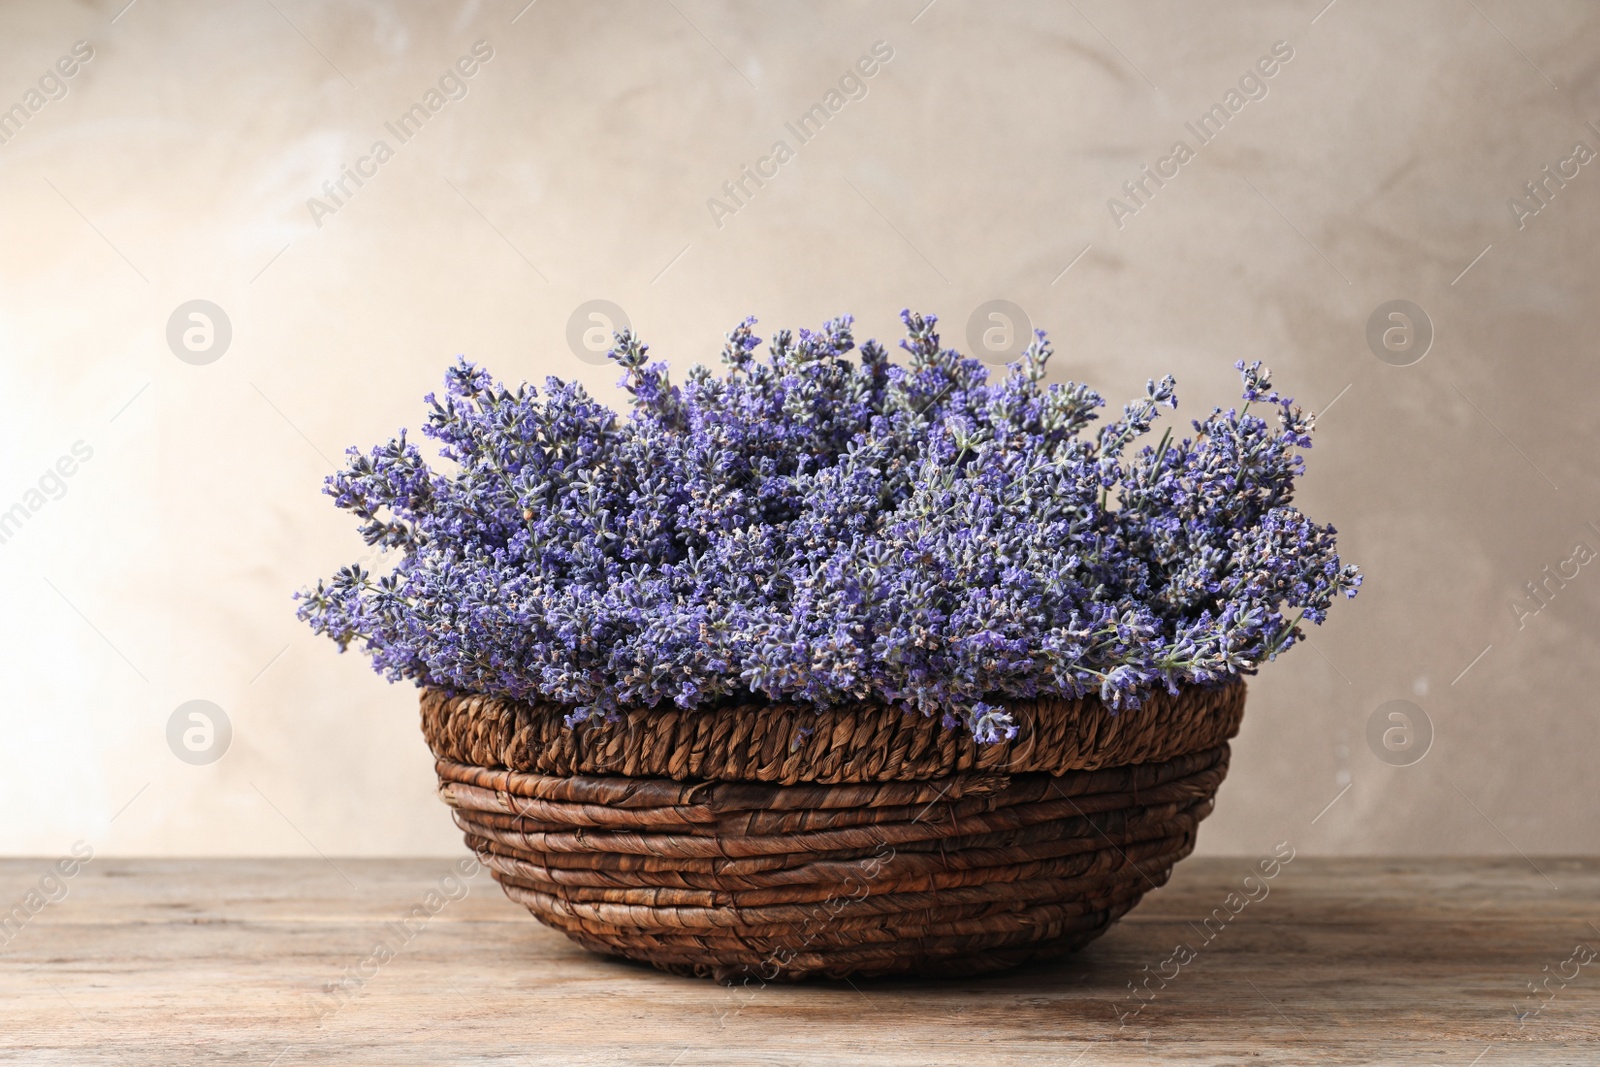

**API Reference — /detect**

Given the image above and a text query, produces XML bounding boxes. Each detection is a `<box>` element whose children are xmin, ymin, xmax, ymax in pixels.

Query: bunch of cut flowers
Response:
<box><xmin>298</xmin><ymin>311</ymin><xmax>1359</xmax><ymax>744</ymax></box>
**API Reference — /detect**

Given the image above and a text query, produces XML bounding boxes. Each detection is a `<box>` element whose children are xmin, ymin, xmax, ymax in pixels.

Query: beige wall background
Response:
<box><xmin>1</xmin><ymin>0</ymin><xmax>1596</xmax><ymax>858</ymax></box>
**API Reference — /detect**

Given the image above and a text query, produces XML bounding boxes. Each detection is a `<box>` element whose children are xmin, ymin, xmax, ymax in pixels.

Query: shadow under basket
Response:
<box><xmin>421</xmin><ymin>681</ymin><xmax>1247</xmax><ymax>982</ymax></box>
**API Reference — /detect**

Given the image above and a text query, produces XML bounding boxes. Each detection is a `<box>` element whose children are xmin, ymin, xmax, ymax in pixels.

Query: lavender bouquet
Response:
<box><xmin>298</xmin><ymin>311</ymin><xmax>1358</xmax><ymax>744</ymax></box>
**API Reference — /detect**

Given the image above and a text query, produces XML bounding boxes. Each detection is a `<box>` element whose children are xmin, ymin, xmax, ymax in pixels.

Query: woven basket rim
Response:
<box><xmin>421</xmin><ymin>679</ymin><xmax>1247</xmax><ymax>785</ymax></box>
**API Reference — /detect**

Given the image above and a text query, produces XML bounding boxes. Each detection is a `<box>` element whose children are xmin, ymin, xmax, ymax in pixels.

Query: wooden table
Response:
<box><xmin>4</xmin><ymin>857</ymin><xmax>1597</xmax><ymax>1064</ymax></box>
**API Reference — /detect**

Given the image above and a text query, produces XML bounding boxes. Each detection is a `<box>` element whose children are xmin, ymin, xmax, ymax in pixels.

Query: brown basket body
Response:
<box><xmin>422</xmin><ymin>682</ymin><xmax>1246</xmax><ymax>981</ymax></box>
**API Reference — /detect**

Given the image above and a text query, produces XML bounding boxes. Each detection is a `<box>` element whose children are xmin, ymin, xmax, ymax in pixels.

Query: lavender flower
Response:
<box><xmin>297</xmin><ymin>312</ymin><xmax>1360</xmax><ymax>741</ymax></box>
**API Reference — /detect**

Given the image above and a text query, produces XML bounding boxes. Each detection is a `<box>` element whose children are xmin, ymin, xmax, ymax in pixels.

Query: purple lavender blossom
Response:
<box><xmin>296</xmin><ymin>312</ymin><xmax>1360</xmax><ymax>741</ymax></box>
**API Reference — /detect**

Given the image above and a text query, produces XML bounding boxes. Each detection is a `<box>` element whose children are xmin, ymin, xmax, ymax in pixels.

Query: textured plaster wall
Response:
<box><xmin>1</xmin><ymin>0</ymin><xmax>1597</xmax><ymax>857</ymax></box>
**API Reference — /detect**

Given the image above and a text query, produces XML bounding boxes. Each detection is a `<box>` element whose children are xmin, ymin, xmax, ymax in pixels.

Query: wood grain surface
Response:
<box><xmin>2</xmin><ymin>857</ymin><xmax>1597</xmax><ymax>1065</ymax></box>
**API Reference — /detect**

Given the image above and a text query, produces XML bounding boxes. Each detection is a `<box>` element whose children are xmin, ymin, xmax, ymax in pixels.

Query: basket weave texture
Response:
<box><xmin>423</xmin><ymin>681</ymin><xmax>1246</xmax><ymax>981</ymax></box>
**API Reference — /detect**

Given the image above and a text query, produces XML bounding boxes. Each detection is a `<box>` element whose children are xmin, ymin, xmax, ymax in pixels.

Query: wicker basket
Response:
<box><xmin>422</xmin><ymin>681</ymin><xmax>1246</xmax><ymax>982</ymax></box>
